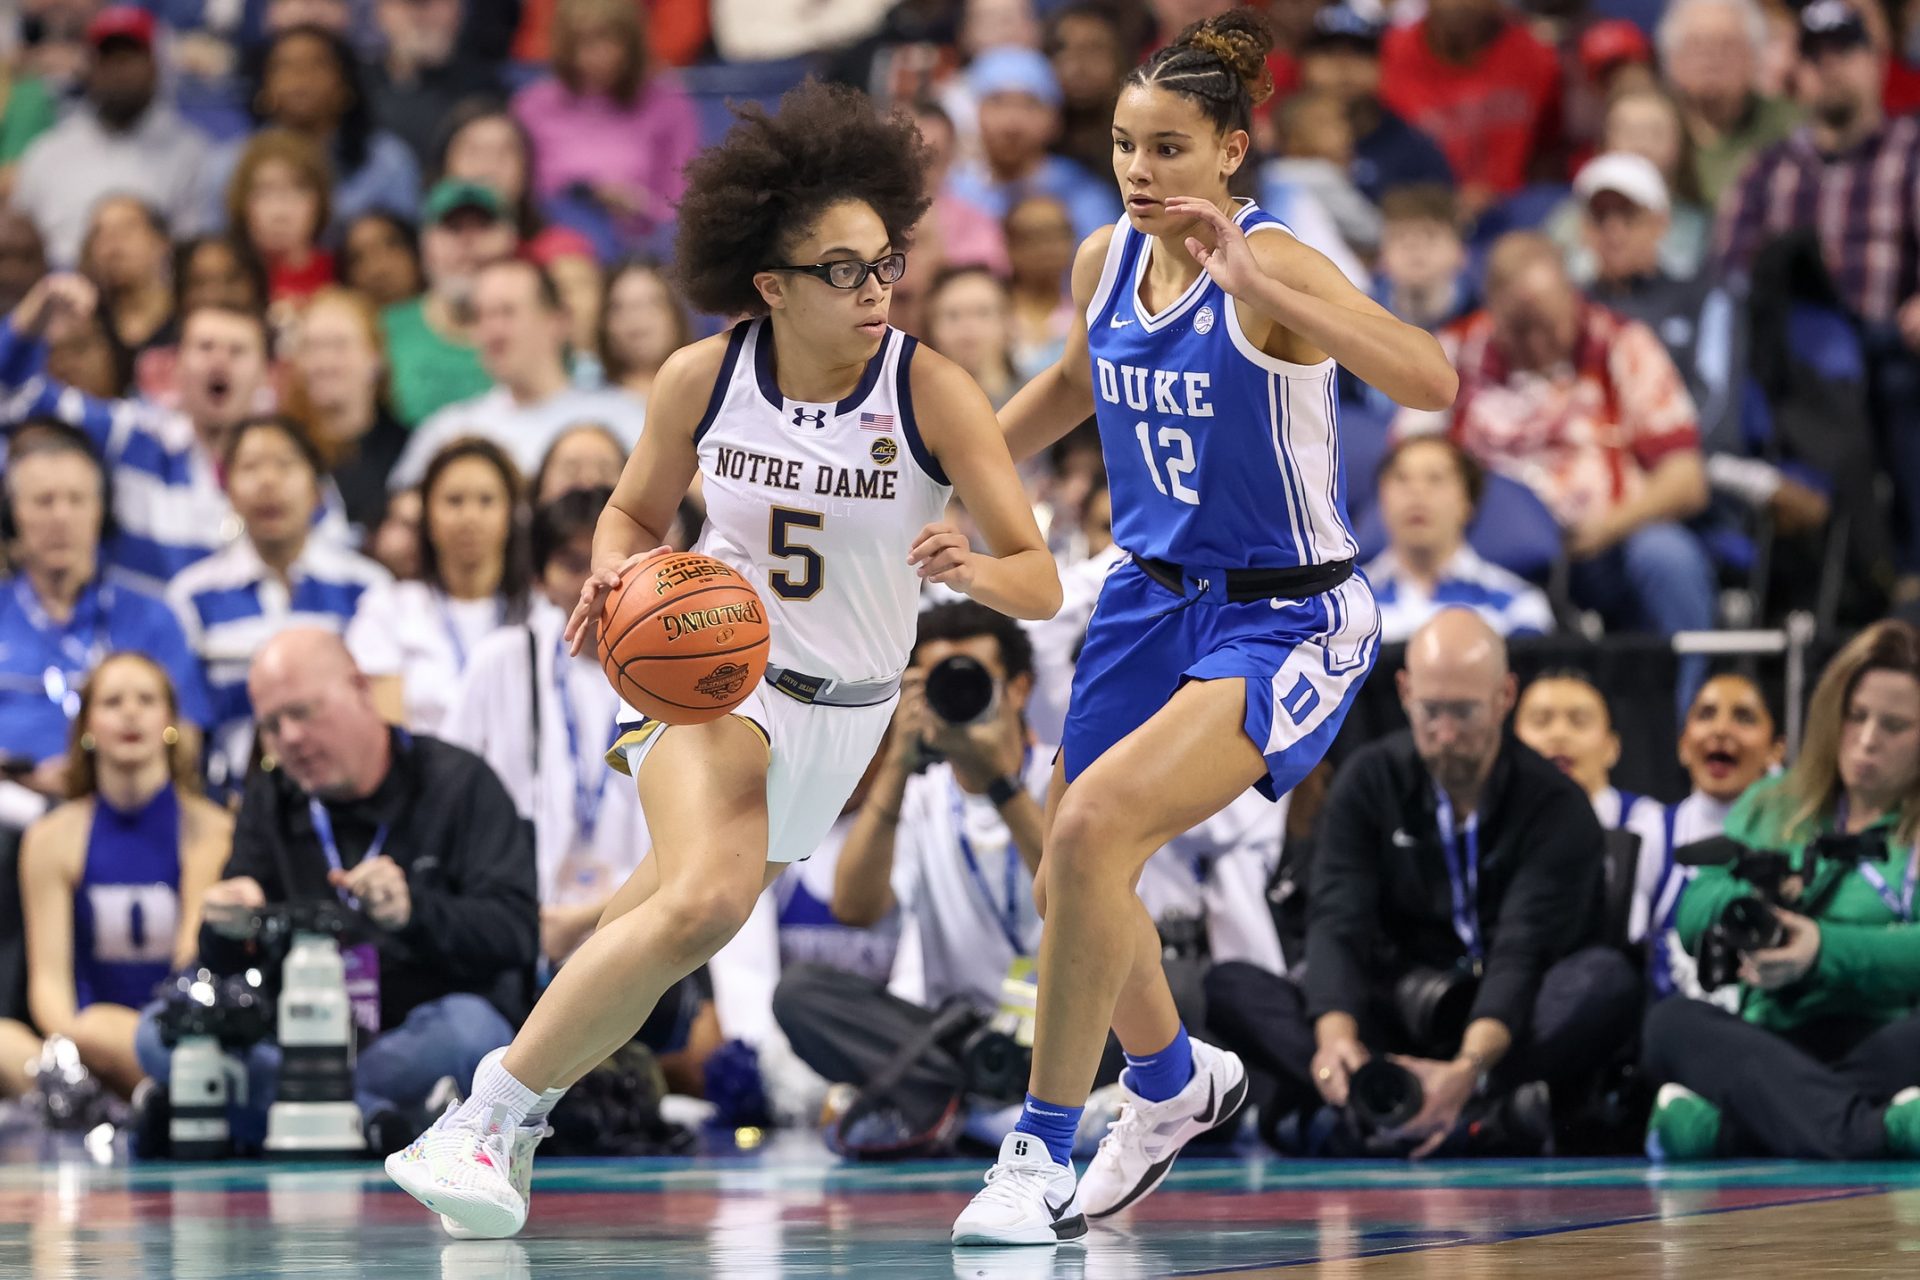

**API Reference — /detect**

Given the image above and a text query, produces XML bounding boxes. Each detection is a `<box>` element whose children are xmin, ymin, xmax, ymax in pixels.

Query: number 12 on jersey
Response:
<box><xmin>769</xmin><ymin>507</ymin><xmax>825</xmax><ymax>600</ymax></box>
<box><xmin>1135</xmin><ymin>421</ymin><xmax>1199</xmax><ymax>505</ymax></box>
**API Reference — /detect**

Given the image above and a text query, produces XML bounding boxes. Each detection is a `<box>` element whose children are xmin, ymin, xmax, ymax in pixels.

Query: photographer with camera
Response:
<box><xmin>1644</xmin><ymin>621</ymin><xmax>1920</xmax><ymax>1160</ymax></box>
<box><xmin>771</xmin><ymin>602</ymin><xmax>1055</xmax><ymax>1154</ymax></box>
<box><xmin>1206</xmin><ymin>609</ymin><xmax>1640</xmax><ymax>1157</ymax></box>
<box><xmin>130</xmin><ymin>627</ymin><xmax>538</xmax><ymax>1152</ymax></box>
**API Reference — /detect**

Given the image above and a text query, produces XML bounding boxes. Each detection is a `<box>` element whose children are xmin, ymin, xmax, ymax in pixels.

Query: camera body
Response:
<box><xmin>1679</xmin><ymin>830</ymin><xmax>1886</xmax><ymax>992</ymax></box>
<box><xmin>156</xmin><ymin>969</ymin><xmax>273</xmax><ymax>1158</ymax></box>
<box><xmin>914</xmin><ymin>655</ymin><xmax>1001</xmax><ymax>771</ymax></box>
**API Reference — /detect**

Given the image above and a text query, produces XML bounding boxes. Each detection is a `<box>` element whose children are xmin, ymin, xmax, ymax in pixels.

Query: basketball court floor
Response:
<box><xmin>3</xmin><ymin>1128</ymin><xmax>1917</xmax><ymax>1278</ymax></box>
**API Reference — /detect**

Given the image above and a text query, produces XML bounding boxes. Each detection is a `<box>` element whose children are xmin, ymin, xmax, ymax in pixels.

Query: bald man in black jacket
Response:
<box><xmin>1207</xmin><ymin>609</ymin><xmax>1641</xmax><ymax>1156</ymax></box>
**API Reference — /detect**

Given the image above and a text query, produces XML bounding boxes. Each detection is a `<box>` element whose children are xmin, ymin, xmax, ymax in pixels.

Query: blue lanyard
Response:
<box><xmin>435</xmin><ymin>590</ymin><xmax>502</xmax><ymax>674</ymax></box>
<box><xmin>1831</xmin><ymin>799</ymin><xmax>1916</xmax><ymax>922</ymax></box>
<box><xmin>552</xmin><ymin>630</ymin><xmax>610</xmax><ymax>844</ymax></box>
<box><xmin>309</xmin><ymin>798</ymin><xmax>388</xmax><ymax>908</ymax></box>
<box><xmin>1858</xmin><ymin>858</ymin><xmax>1916</xmax><ymax>922</ymax></box>
<box><xmin>15</xmin><ymin>576</ymin><xmax>110</xmax><ymax>718</ymax></box>
<box><xmin>951</xmin><ymin>754</ymin><xmax>1032</xmax><ymax>957</ymax></box>
<box><xmin>1650</xmin><ymin>803</ymin><xmax>1685</xmax><ymax>997</ymax></box>
<box><xmin>1432</xmin><ymin>787</ymin><xmax>1482</xmax><ymax>960</ymax></box>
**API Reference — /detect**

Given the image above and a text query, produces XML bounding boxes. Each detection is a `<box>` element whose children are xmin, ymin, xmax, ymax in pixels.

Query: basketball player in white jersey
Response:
<box><xmin>385</xmin><ymin>81</ymin><xmax>1061</xmax><ymax>1238</ymax></box>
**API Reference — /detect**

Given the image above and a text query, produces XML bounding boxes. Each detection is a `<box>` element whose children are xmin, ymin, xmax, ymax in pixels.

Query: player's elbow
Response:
<box><xmin>1013</xmin><ymin>572</ymin><xmax>1064</xmax><ymax>622</ymax></box>
<box><xmin>1405</xmin><ymin>360</ymin><xmax>1459</xmax><ymax>414</ymax></box>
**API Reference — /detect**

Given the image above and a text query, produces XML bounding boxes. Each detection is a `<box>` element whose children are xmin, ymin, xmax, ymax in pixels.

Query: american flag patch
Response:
<box><xmin>860</xmin><ymin>412</ymin><xmax>894</xmax><ymax>432</ymax></box>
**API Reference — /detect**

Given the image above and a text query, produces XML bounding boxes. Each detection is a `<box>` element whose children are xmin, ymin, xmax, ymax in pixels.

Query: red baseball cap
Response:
<box><xmin>526</xmin><ymin>226</ymin><xmax>598</xmax><ymax>267</ymax></box>
<box><xmin>87</xmin><ymin>6</ymin><xmax>158</xmax><ymax>51</ymax></box>
<box><xmin>1579</xmin><ymin>20</ymin><xmax>1651</xmax><ymax>82</ymax></box>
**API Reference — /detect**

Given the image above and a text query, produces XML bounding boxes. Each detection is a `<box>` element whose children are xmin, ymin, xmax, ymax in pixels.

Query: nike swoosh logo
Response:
<box><xmin>1391</xmin><ymin>829</ymin><xmax>1419</xmax><ymax>848</ymax></box>
<box><xmin>1110</xmin><ymin>316</ymin><xmax>1133</xmax><ymax>327</ymax></box>
<box><xmin>1195</xmin><ymin>1077</ymin><xmax>1218</xmax><ymax>1125</ymax></box>
<box><xmin>1046</xmin><ymin>1193</ymin><xmax>1075</xmax><ymax>1222</ymax></box>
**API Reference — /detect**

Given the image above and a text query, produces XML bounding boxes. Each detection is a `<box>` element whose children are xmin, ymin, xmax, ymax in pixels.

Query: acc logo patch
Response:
<box><xmin>695</xmin><ymin>662</ymin><xmax>752</xmax><ymax>702</ymax></box>
<box><xmin>870</xmin><ymin>437</ymin><xmax>898</xmax><ymax>466</ymax></box>
<box><xmin>1193</xmin><ymin>305</ymin><xmax>1215</xmax><ymax>335</ymax></box>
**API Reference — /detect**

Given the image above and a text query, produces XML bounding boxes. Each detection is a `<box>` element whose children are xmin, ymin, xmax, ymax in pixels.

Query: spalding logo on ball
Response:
<box><xmin>597</xmin><ymin>553</ymin><xmax>771</xmax><ymax>724</ymax></box>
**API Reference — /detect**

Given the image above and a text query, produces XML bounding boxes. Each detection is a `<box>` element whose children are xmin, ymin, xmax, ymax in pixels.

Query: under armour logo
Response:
<box><xmin>791</xmin><ymin>407</ymin><xmax>828</xmax><ymax>429</ymax></box>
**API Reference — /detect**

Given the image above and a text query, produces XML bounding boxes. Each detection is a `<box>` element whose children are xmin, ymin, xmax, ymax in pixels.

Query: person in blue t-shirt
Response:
<box><xmin>0</xmin><ymin>421</ymin><xmax>211</xmax><ymax>830</ymax></box>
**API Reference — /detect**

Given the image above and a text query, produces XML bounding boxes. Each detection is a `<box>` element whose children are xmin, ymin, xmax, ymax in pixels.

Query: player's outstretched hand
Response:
<box><xmin>566</xmin><ymin>545</ymin><xmax>672</xmax><ymax>655</ymax></box>
<box><xmin>908</xmin><ymin>522</ymin><xmax>978</xmax><ymax>593</ymax></box>
<box><xmin>1164</xmin><ymin>196</ymin><xmax>1261</xmax><ymax>299</ymax></box>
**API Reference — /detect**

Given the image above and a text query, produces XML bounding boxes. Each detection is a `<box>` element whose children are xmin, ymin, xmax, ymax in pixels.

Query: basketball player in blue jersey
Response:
<box><xmin>954</xmin><ymin>10</ymin><xmax>1458</xmax><ymax>1246</ymax></box>
<box><xmin>385</xmin><ymin>81</ymin><xmax>1060</xmax><ymax>1239</ymax></box>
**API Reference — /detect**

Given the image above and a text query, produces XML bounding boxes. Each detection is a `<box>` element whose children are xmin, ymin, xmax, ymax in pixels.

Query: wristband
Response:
<box><xmin>985</xmin><ymin>775</ymin><xmax>1020</xmax><ymax>807</ymax></box>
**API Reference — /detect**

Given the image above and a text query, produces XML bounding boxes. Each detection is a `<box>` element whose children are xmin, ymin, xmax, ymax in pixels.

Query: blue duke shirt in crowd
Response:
<box><xmin>0</xmin><ymin>575</ymin><xmax>210</xmax><ymax>821</ymax></box>
<box><xmin>1624</xmin><ymin>789</ymin><xmax>1742</xmax><ymax>1007</ymax></box>
<box><xmin>0</xmin><ymin>322</ymin><xmax>350</xmax><ymax>594</ymax></box>
<box><xmin>165</xmin><ymin>537</ymin><xmax>391</xmax><ymax>791</ymax></box>
<box><xmin>1365</xmin><ymin>545</ymin><xmax>1554</xmax><ymax>643</ymax></box>
<box><xmin>73</xmin><ymin>782</ymin><xmax>185</xmax><ymax>1010</ymax></box>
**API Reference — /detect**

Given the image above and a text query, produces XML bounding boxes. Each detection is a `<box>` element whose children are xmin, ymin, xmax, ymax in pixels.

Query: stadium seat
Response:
<box><xmin>680</xmin><ymin>57</ymin><xmax>818</xmax><ymax>147</ymax></box>
<box><xmin>1353</xmin><ymin>469</ymin><xmax>1563</xmax><ymax>586</ymax></box>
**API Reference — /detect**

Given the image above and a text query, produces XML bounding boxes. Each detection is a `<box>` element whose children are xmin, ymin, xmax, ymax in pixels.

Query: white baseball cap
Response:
<box><xmin>1573</xmin><ymin>152</ymin><xmax>1670</xmax><ymax>216</ymax></box>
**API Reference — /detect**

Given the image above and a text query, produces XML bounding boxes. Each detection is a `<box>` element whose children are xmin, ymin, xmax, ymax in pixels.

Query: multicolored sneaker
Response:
<box><xmin>441</xmin><ymin>1122</ymin><xmax>550</xmax><ymax>1239</ymax></box>
<box><xmin>385</xmin><ymin>1102</ymin><xmax>525</xmax><ymax>1239</ymax></box>
<box><xmin>1078</xmin><ymin>1038</ymin><xmax>1247</xmax><ymax>1219</ymax></box>
<box><xmin>1646</xmin><ymin>1084</ymin><xmax>1721</xmax><ymax>1162</ymax></box>
<box><xmin>1883</xmin><ymin>1087</ymin><xmax>1920</xmax><ymax>1157</ymax></box>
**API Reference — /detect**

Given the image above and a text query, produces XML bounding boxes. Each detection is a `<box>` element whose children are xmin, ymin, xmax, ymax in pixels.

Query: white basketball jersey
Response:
<box><xmin>693</xmin><ymin>318</ymin><xmax>952</xmax><ymax>684</ymax></box>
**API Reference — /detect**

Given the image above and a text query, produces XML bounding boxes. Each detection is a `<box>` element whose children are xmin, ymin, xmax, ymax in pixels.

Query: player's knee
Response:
<box><xmin>658</xmin><ymin>879</ymin><xmax>759</xmax><ymax>958</ymax></box>
<box><xmin>1046</xmin><ymin>795</ymin><xmax>1128</xmax><ymax>888</ymax></box>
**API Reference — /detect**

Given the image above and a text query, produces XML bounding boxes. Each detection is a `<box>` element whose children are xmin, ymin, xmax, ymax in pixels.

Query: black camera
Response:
<box><xmin>1696</xmin><ymin>896</ymin><xmax>1787</xmax><ymax>991</ymax></box>
<box><xmin>1677</xmin><ymin>831</ymin><xmax>1886</xmax><ymax>992</ymax></box>
<box><xmin>1348</xmin><ymin>1059</ymin><xmax>1423</xmax><ymax>1133</ymax></box>
<box><xmin>1394</xmin><ymin>965</ymin><xmax>1477</xmax><ymax>1056</ymax></box>
<box><xmin>155</xmin><ymin>968</ymin><xmax>275</xmax><ymax>1052</ymax></box>
<box><xmin>959</xmin><ymin>1024</ymin><xmax>1032</xmax><ymax>1103</ymax></box>
<box><xmin>923</xmin><ymin>655</ymin><xmax>999</xmax><ymax>726</ymax></box>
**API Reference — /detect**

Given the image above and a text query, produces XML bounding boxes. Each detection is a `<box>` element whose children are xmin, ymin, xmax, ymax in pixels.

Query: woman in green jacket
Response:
<box><xmin>1644</xmin><ymin>619</ymin><xmax>1920</xmax><ymax>1160</ymax></box>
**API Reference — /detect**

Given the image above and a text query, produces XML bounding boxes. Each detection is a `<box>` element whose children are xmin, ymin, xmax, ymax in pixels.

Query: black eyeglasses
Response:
<box><xmin>768</xmin><ymin>252</ymin><xmax>907</xmax><ymax>290</ymax></box>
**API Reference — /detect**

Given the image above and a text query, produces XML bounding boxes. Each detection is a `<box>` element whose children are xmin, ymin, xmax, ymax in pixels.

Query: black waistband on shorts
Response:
<box><xmin>1136</xmin><ymin>556</ymin><xmax>1354</xmax><ymax>602</ymax></box>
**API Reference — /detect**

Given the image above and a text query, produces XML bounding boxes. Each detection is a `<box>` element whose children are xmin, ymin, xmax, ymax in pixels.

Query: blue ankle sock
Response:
<box><xmin>1012</xmin><ymin>1094</ymin><xmax>1082</xmax><ymax>1168</ymax></box>
<box><xmin>1122</xmin><ymin>1024</ymin><xmax>1194</xmax><ymax>1103</ymax></box>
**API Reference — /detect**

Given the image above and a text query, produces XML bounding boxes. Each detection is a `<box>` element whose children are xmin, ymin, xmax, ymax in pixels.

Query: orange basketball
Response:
<box><xmin>596</xmin><ymin>552</ymin><xmax>771</xmax><ymax>724</ymax></box>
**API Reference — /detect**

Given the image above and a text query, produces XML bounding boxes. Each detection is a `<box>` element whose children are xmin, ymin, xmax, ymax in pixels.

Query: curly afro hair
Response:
<box><xmin>672</xmin><ymin>80</ymin><xmax>934</xmax><ymax>319</ymax></box>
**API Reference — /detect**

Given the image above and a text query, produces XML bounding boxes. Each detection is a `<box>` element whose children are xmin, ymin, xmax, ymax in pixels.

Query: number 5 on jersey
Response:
<box><xmin>769</xmin><ymin>507</ymin><xmax>825</xmax><ymax>600</ymax></box>
<box><xmin>1135</xmin><ymin>421</ymin><xmax>1200</xmax><ymax>505</ymax></box>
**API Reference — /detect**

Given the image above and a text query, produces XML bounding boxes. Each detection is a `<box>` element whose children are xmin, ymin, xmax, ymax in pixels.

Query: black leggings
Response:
<box><xmin>1642</xmin><ymin>997</ymin><xmax>1920</xmax><ymax>1159</ymax></box>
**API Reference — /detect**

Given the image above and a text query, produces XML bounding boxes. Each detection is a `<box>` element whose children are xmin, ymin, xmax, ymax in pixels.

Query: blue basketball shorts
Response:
<box><xmin>1061</xmin><ymin>557</ymin><xmax>1381</xmax><ymax>800</ymax></box>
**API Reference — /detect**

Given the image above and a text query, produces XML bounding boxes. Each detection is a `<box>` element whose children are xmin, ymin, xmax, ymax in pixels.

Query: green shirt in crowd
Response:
<box><xmin>1676</xmin><ymin>776</ymin><xmax>1920</xmax><ymax>1033</ymax></box>
<box><xmin>381</xmin><ymin>297</ymin><xmax>491</xmax><ymax>429</ymax></box>
<box><xmin>1692</xmin><ymin>94</ymin><xmax>1803</xmax><ymax>211</ymax></box>
<box><xmin>0</xmin><ymin>75</ymin><xmax>56</xmax><ymax>166</ymax></box>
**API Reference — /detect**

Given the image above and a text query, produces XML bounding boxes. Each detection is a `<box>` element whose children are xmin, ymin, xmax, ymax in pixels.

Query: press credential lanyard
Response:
<box><xmin>1433</xmin><ymin>787</ymin><xmax>1483</xmax><ymax>961</ymax></box>
<box><xmin>553</xmin><ymin>630</ymin><xmax>610</xmax><ymax>844</ymax></box>
<box><xmin>310</xmin><ymin>799</ymin><xmax>388</xmax><ymax>908</ymax></box>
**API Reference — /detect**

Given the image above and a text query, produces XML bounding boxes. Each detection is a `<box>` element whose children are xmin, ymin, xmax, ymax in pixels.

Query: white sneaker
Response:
<box><xmin>440</xmin><ymin>1122</ymin><xmax>549</xmax><ymax>1239</ymax></box>
<box><xmin>1078</xmin><ymin>1038</ymin><xmax>1247</xmax><ymax>1220</ymax></box>
<box><xmin>385</xmin><ymin>1102</ymin><xmax>526</xmax><ymax>1240</ymax></box>
<box><xmin>952</xmin><ymin>1132</ymin><xmax>1088</xmax><ymax>1247</ymax></box>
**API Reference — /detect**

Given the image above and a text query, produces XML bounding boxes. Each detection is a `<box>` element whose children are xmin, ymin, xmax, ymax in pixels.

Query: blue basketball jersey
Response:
<box><xmin>72</xmin><ymin>785</ymin><xmax>182</xmax><ymax>1011</ymax></box>
<box><xmin>1085</xmin><ymin>200</ymin><xmax>1357</xmax><ymax>571</ymax></box>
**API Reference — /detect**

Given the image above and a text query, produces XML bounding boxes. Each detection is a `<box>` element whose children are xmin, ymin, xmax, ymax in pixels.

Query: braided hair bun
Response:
<box><xmin>1176</xmin><ymin>11</ymin><xmax>1276</xmax><ymax>108</ymax></box>
<box><xmin>1126</xmin><ymin>8</ymin><xmax>1277</xmax><ymax>136</ymax></box>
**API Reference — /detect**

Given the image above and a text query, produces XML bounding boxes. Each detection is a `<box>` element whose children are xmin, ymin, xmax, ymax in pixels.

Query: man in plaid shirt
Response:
<box><xmin>1717</xmin><ymin>0</ymin><xmax>1920</xmax><ymax>580</ymax></box>
<box><xmin>1393</xmin><ymin>233</ymin><xmax>1715</xmax><ymax>664</ymax></box>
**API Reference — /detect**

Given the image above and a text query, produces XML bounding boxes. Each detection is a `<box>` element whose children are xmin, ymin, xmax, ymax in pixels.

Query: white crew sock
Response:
<box><xmin>465</xmin><ymin>1047</ymin><xmax>541</xmax><ymax>1133</ymax></box>
<box><xmin>524</xmin><ymin>1084</ymin><xmax>567</xmax><ymax>1125</ymax></box>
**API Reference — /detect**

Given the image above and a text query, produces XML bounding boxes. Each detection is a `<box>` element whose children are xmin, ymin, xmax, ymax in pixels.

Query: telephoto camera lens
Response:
<box><xmin>1348</xmin><ymin>1060</ymin><xmax>1423</xmax><ymax>1133</ymax></box>
<box><xmin>923</xmin><ymin>654</ymin><xmax>998</xmax><ymax>725</ymax></box>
